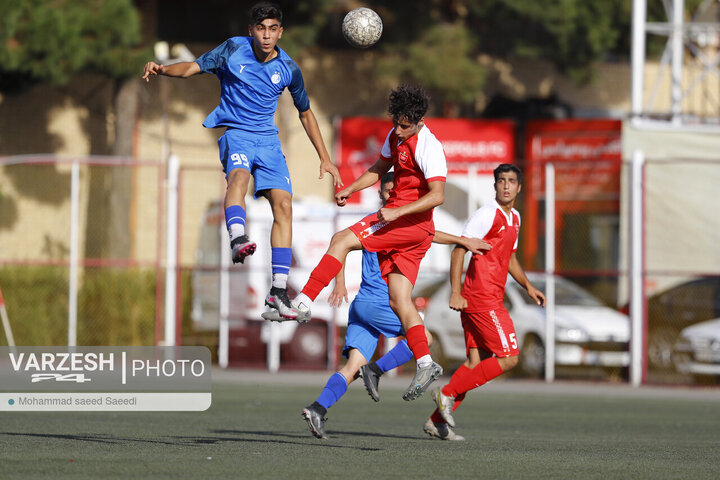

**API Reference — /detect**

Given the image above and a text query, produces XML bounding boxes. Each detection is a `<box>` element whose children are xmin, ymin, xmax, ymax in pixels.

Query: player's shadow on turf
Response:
<box><xmin>2</xmin><ymin>432</ymin><xmax>178</xmax><ymax>445</ymax></box>
<box><xmin>214</xmin><ymin>429</ymin><xmax>421</xmax><ymax>441</ymax></box>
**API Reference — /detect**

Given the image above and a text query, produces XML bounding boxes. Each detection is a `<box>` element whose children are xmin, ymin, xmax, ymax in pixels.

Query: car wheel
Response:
<box><xmin>647</xmin><ymin>326</ymin><xmax>677</xmax><ymax>371</ymax></box>
<box><xmin>519</xmin><ymin>334</ymin><xmax>545</xmax><ymax>378</ymax></box>
<box><xmin>283</xmin><ymin>321</ymin><xmax>328</xmax><ymax>368</ymax></box>
<box><xmin>428</xmin><ymin>331</ymin><xmax>450</xmax><ymax>371</ymax></box>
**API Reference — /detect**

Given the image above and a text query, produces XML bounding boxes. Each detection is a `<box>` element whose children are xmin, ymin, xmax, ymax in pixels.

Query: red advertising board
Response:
<box><xmin>336</xmin><ymin>117</ymin><xmax>515</xmax><ymax>203</ymax></box>
<box><xmin>522</xmin><ymin>119</ymin><xmax>622</xmax><ymax>269</ymax></box>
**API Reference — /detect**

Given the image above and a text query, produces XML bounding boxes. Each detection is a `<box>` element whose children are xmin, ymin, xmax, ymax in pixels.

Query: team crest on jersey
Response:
<box><xmin>271</xmin><ymin>72</ymin><xmax>281</xmax><ymax>84</ymax></box>
<box><xmin>399</xmin><ymin>151</ymin><xmax>409</xmax><ymax>164</ymax></box>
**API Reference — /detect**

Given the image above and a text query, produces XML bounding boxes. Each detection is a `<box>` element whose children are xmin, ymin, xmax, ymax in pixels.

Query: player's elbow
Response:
<box><xmin>431</xmin><ymin>190</ymin><xmax>444</xmax><ymax>208</ymax></box>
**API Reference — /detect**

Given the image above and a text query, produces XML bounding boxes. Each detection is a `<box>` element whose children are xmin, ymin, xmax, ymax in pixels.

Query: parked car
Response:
<box><xmin>422</xmin><ymin>272</ymin><xmax>630</xmax><ymax>378</ymax></box>
<box><xmin>646</xmin><ymin>277</ymin><xmax>720</xmax><ymax>371</ymax></box>
<box><xmin>672</xmin><ymin>318</ymin><xmax>720</xmax><ymax>383</ymax></box>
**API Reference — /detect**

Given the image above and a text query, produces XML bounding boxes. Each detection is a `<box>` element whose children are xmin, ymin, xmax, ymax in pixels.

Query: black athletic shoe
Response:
<box><xmin>302</xmin><ymin>402</ymin><xmax>328</xmax><ymax>439</ymax></box>
<box><xmin>359</xmin><ymin>362</ymin><xmax>383</xmax><ymax>402</ymax></box>
<box><xmin>231</xmin><ymin>235</ymin><xmax>256</xmax><ymax>264</ymax></box>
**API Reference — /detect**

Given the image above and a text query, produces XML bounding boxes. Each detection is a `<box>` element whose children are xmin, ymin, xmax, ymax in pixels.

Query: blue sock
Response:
<box><xmin>375</xmin><ymin>340</ymin><xmax>413</xmax><ymax>373</ymax></box>
<box><xmin>271</xmin><ymin>247</ymin><xmax>292</xmax><ymax>276</ymax></box>
<box><xmin>225</xmin><ymin>205</ymin><xmax>246</xmax><ymax>237</ymax></box>
<box><xmin>316</xmin><ymin>372</ymin><xmax>348</xmax><ymax>410</ymax></box>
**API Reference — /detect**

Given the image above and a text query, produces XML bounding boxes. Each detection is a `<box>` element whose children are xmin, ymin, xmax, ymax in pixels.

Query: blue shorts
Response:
<box><xmin>218</xmin><ymin>129</ymin><xmax>292</xmax><ymax>198</ymax></box>
<box><xmin>343</xmin><ymin>300</ymin><xmax>405</xmax><ymax>362</ymax></box>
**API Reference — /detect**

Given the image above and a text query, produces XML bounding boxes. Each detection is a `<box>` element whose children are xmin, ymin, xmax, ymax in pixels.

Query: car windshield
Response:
<box><xmin>513</xmin><ymin>277</ymin><xmax>604</xmax><ymax>307</ymax></box>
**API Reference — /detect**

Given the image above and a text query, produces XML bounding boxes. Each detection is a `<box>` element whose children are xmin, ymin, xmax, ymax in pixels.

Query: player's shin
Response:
<box><xmin>301</xmin><ymin>254</ymin><xmax>343</xmax><ymax>301</ymax></box>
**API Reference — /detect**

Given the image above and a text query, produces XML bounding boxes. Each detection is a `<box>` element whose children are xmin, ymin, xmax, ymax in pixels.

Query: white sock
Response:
<box><xmin>295</xmin><ymin>293</ymin><xmax>312</xmax><ymax>309</ymax></box>
<box><xmin>272</xmin><ymin>273</ymin><xmax>288</xmax><ymax>289</ymax></box>
<box><xmin>228</xmin><ymin>223</ymin><xmax>245</xmax><ymax>242</ymax></box>
<box><xmin>417</xmin><ymin>355</ymin><xmax>433</xmax><ymax>368</ymax></box>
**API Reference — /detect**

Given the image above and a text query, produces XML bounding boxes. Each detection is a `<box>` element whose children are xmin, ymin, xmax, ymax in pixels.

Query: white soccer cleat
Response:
<box><xmin>423</xmin><ymin>418</ymin><xmax>465</xmax><ymax>441</ymax></box>
<box><xmin>432</xmin><ymin>387</ymin><xmax>457</xmax><ymax>427</ymax></box>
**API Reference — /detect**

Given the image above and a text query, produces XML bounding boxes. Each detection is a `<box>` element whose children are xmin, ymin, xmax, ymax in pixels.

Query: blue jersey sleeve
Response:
<box><xmin>196</xmin><ymin>39</ymin><xmax>241</xmax><ymax>75</ymax></box>
<box><xmin>285</xmin><ymin>60</ymin><xmax>310</xmax><ymax>112</ymax></box>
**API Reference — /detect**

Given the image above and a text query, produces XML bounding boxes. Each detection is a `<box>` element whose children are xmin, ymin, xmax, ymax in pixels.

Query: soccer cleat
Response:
<box><xmin>302</xmin><ymin>404</ymin><xmax>328</xmax><ymax>439</ymax></box>
<box><xmin>292</xmin><ymin>299</ymin><xmax>311</xmax><ymax>323</ymax></box>
<box><xmin>359</xmin><ymin>363</ymin><xmax>382</xmax><ymax>402</ymax></box>
<box><xmin>231</xmin><ymin>235</ymin><xmax>256</xmax><ymax>264</ymax></box>
<box><xmin>263</xmin><ymin>287</ymin><xmax>298</xmax><ymax>320</ymax></box>
<box><xmin>423</xmin><ymin>418</ymin><xmax>465</xmax><ymax>441</ymax></box>
<box><xmin>432</xmin><ymin>387</ymin><xmax>456</xmax><ymax>427</ymax></box>
<box><xmin>402</xmin><ymin>362</ymin><xmax>443</xmax><ymax>401</ymax></box>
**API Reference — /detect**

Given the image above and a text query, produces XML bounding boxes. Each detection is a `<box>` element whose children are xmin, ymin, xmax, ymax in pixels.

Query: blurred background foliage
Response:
<box><xmin>1</xmin><ymin>0</ymin><xmax>706</xmax><ymax>96</ymax></box>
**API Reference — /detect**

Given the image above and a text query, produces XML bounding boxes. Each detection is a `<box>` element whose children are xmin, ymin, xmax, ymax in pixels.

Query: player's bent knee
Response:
<box><xmin>498</xmin><ymin>355</ymin><xmax>519</xmax><ymax>372</ymax></box>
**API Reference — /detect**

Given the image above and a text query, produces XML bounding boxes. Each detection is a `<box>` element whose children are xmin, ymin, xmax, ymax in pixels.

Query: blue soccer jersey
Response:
<box><xmin>353</xmin><ymin>250</ymin><xmax>389</xmax><ymax>304</ymax></box>
<box><xmin>195</xmin><ymin>36</ymin><xmax>310</xmax><ymax>135</ymax></box>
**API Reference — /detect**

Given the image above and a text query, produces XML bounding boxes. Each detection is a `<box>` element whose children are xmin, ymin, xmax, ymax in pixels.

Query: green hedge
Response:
<box><xmin>0</xmin><ymin>266</ymin><xmax>157</xmax><ymax>346</ymax></box>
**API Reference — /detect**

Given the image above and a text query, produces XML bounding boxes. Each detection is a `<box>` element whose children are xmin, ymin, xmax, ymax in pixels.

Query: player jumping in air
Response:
<box><xmin>421</xmin><ymin>163</ymin><xmax>545</xmax><ymax>440</ymax></box>
<box><xmin>301</xmin><ymin>172</ymin><xmax>489</xmax><ymax>439</ymax></box>
<box><xmin>142</xmin><ymin>2</ymin><xmax>341</xmax><ymax>320</ymax></box>
<box><xmin>265</xmin><ymin>84</ymin><xmax>449</xmax><ymax>401</ymax></box>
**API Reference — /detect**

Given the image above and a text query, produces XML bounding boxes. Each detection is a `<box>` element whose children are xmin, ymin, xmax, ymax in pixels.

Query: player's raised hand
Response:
<box><xmin>464</xmin><ymin>238</ymin><xmax>491</xmax><ymax>255</ymax></box>
<box><xmin>527</xmin><ymin>285</ymin><xmax>546</xmax><ymax>307</ymax></box>
<box><xmin>449</xmin><ymin>292</ymin><xmax>467</xmax><ymax>311</ymax></box>
<box><xmin>319</xmin><ymin>159</ymin><xmax>343</xmax><ymax>187</ymax></box>
<box><xmin>335</xmin><ymin>186</ymin><xmax>353</xmax><ymax>207</ymax></box>
<box><xmin>142</xmin><ymin>62</ymin><xmax>164</xmax><ymax>82</ymax></box>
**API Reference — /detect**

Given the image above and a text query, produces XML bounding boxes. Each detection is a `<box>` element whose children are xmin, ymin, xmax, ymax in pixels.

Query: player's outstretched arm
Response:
<box><xmin>335</xmin><ymin>158</ymin><xmax>392</xmax><ymax>207</ymax></box>
<box><xmin>508</xmin><ymin>253</ymin><xmax>546</xmax><ymax>307</ymax></box>
<box><xmin>449</xmin><ymin>246</ymin><xmax>468</xmax><ymax>311</ymax></box>
<box><xmin>328</xmin><ymin>264</ymin><xmax>348</xmax><ymax>308</ymax></box>
<box><xmin>433</xmin><ymin>231</ymin><xmax>491</xmax><ymax>255</ymax></box>
<box><xmin>298</xmin><ymin>108</ymin><xmax>343</xmax><ymax>187</ymax></box>
<box><xmin>142</xmin><ymin>61</ymin><xmax>201</xmax><ymax>82</ymax></box>
<box><xmin>377</xmin><ymin>180</ymin><xmax>445</xmax><ymax>223</ymax></box>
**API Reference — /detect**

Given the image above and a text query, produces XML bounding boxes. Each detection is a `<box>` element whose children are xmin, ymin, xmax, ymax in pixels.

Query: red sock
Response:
<box><xmin>301</xmin><ymin>254</ymin><xmax>343</xmax><ymax>301</ymax></box>
<box><xmin>442</xmin><ymin>357</ymin><xmax>503</xmax><ymax>397</ymax></box>
<box><xmin>405</xmin><ymin>325</ymin><xmax>430</xmax><ymax>359</ymax></box>
<box><xmin>431</xmin><ymin>365</ymin><xmax>470</xmax><ymax>423</ymax></box>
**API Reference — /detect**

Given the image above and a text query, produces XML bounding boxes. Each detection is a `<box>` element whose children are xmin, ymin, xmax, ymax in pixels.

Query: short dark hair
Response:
<box><xmin>388</xmin><ymin>85</ymin><xmax>429</xmax><ymax>125</ymax></box>
<box><xmin>250</xmin><ymin>2</ymin><xmax>282</xmax><ymax>25</ymax></box>
<box><xmin>380</xmin><ymin>171</ymin><xmax>394</xmax><ymax>187</ymax></box>
<box><xmin>493</xmin><ymin>163</ymin><xmax>522</xmax><ymax>184</ymax></box>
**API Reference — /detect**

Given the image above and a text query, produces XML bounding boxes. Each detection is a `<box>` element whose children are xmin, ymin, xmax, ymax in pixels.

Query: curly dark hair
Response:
<box><xmin>250</xmin><ymin>2</ymin><xmax>282</xmax><ymax>25</ymax></box>
<box><xmin>388</xmin><ymin>85</ymin><xmax>429</xmax><ymax>124</ymax></box>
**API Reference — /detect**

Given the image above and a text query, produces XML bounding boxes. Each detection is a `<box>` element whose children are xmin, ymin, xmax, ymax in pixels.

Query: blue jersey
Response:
<box><xmin>353</xmin><ymin>250</ymin><xmax>389</xmax><ymax>304</ymax></box>
<box><xmin>195</xmin><ymin>36</ymin><xmax>310</xmax><ymax>135</ymax></box>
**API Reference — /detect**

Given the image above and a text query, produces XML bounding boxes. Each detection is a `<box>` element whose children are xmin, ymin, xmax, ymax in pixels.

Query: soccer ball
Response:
<box><xmin>342</xmin><ymin>8</ymin><xmax>383</xmax><ymax>48</ymax></box>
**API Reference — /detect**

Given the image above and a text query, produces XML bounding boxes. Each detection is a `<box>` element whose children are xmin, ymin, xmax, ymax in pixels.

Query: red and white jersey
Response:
<box><xmin>461</xmin><ymin>200</ymin><xmax>520</xmax><ymax>311</ymax></box>
<box><xmin>379</xmin><ymin>124</ymin><xmax>447</xmax><ymax>233</ymax></box>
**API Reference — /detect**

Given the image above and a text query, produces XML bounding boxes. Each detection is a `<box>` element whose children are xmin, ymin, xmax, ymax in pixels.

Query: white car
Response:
<box><xmin>673</xmin><ymin>318</ymin><xmax>720</xmax><ymax>381</ymax></box>
<box><xmin>422</xmin><ymin>272</ymin><xmax>631</xmax><ymax>378</ymax></box>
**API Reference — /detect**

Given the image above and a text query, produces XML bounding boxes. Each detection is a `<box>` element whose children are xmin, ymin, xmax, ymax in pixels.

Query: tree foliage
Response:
<box><xmin>0</xmin><ymin>0</ymin><xmax>148</xmax><ymax>92</ymax></box>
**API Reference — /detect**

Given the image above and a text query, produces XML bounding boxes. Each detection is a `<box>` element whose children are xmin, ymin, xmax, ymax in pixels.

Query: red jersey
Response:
<box><xmin>379</xmin><ymin>124</ymin><xmax>447</xmax><ymax>233</ymax></box>
<box><xmin>461</xmin><ymin>200</ymin><xmax>520</xmax><ymax>311</ymax></box>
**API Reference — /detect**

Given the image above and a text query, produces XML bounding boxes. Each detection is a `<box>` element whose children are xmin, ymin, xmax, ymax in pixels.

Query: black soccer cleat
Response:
<box><xmin>231</xmin><ymin>235</ymin><xmax>256</xmax><ymax>264</ymax></box>
<box><xmin>359</xmin><ymin>362</ymin><xmax>383</xmax><ymax>402</ymax></box>
<box><xmin>302</xmin><ymin>402</ymin><xmax>328</xmax><ymax>439</ymax></box>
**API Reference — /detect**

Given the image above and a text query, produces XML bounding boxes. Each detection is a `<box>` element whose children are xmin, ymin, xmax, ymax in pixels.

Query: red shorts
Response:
<box><xmin>461</xmin><ymin>308</ymin><xmax>519</xmax><ymax>358</ymax></box>
<box><xmin>349</xmin><ymin>212</ymin><xmax>433</xmax><ymax>286</ymax></box>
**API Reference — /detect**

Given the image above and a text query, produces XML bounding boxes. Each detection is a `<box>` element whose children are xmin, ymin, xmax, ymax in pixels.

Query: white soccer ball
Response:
<box><xmin>342</xmin><ymin>7</ymin><xmax>383</xmax><ymax>48</ymax></box>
